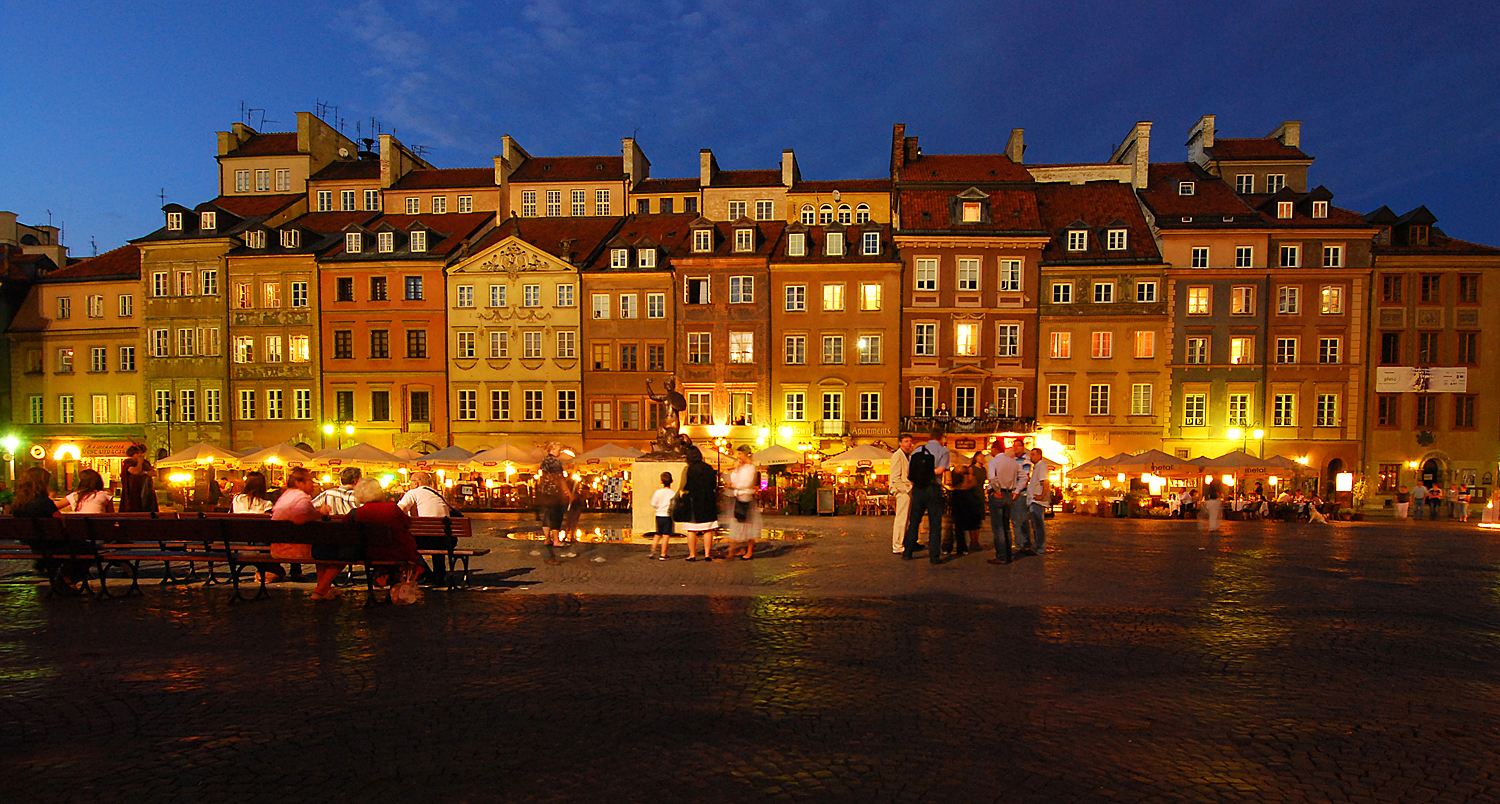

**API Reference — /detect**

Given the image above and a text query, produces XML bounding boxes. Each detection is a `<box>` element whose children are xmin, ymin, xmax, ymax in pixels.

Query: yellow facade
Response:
<box><xmin>224</xmin><ymin>252</ymin><xmax>323</xmax><ymax>450</ymax></box>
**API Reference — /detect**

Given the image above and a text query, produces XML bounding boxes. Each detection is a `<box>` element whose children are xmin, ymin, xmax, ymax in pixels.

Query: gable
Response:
<box><xmin>451</xmin><ymin>236</ymin><xmax>573</xmax><ymax>277</ymax></box>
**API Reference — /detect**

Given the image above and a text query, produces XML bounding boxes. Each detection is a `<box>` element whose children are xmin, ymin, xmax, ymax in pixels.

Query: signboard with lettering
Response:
<box><xmin>1375</xmin><ymin>367</ymin><xmax>1468</xmax><ymax>393</ymax></box>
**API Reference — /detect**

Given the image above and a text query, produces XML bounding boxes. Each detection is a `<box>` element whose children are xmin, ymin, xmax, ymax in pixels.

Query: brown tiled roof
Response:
<box><xmin>310</xmin><ymin>160</ymin><xmax>381</xmax><ymax>182</ymax></box>
<box><xmin>324</xmin><ymin>212</ymin><xmax>494</xmax><ymax>260</ymax></box>
<box><xmin>770</xmin><ymin>224</ymin><xmax>898</xmax><ymax>264</ymax></box>
<box><xmin>42</xmin><ymin>244</ymin><xmax>140</xmax><ymax>281</ymax></box>
<box><xmin>587</xmin><ymin>214</ymin><xmax>698</xmax><ymax>269</ymax></box>
<box><xmin>709</xmin><ymin>169</ymin><xmax>782</xmax><ymax>188</ymax></box>
<box><xmin>1138</xmin><ymin>164</ymin><xmax>1258</xmax><ymax>222</ymax></box>
<box><xmin>214</xmin><ymin>194</ymin><xmax>304</xmax><ymax>217</ymax></box>
<box><xmin>897</xmin><ymin>189</ymin><xmax>1043</xmax><ymax>232</ymax></box>
<box><xmin>0</xmin><ymin>247</ymin><xmax>57</xmax><ymax>281</ymax></box>
<box><xmin>1373</xmin><ymin>230</ymin><xmax>1500</xmax><ymax>256</ymax></box>
<box><xmin>1207</xmin><ymin>138</ymin><xmax>1309</xmax><ymax>161</ymax></box>
<box><xmin>280</xmin><ymin>211</ymin><xmax>381</xmax><ymax>233</ymax></box>
<box><xmin>668</xmin><ymin>219</ymin><xmax>787</xmax><ymax>258</ymax></box>
<box><xmin>390</xmin><ymin>167</ymin><xmax>496</xmax><ymax>190</ymax></box>
<box><xmin>1034</xmin><ymin>182</ymin><xmax>1162</xmax><ymax>264</ymax></box>
<box><xmin>227</xmin><ymin>132</ymin><xmax>299</xmax><ymax>157</ymax></box>
<box><xmin>471</xmin><ymin>216</ymin><xmax>626</xmax><ymax>264</ymax></box>
<box><xmin>790</xmin><ymin>178</ymin><xmax>891</xmax><ymax>193</ymax></box>
<box><xmin>633</xmin><ymin>177</ymin><xmax>700</xmax><ymax>193</ymax></box>
<box><xmin>509</xmin><ymin>156</ymin><xmax>625</xmax><ymax>183</ymax></box>
<box><xmin>899</xmin><ymin>154</ymin><xmax>1032</xmax><ymax>183</ymax></box>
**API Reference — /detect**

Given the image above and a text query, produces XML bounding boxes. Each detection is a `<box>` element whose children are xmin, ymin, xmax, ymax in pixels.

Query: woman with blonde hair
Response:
<box><xmin>725</xmin><ymin>445</ymin><xmax>760</xmax><ymax>560</ymax></box>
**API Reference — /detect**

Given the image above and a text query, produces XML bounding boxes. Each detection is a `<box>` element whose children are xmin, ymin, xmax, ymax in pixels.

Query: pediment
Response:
<box><xmin>958</xmin><ymin>187</ymin><xmax>990</xmax><ymax>200</ymax></box>
<box><xmin>451</xmin><ymin>236</ymin><xmax>572</xmax><ymax>277</ymax></box>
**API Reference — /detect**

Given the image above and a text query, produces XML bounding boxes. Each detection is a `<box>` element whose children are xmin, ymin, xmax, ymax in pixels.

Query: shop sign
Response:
<box><xmin>29</xmin><ymin>445</ymin><xmax>45</xmax><ymax>459</ymax></box>
<box><xmin>1375</xmin><ymin>367</ymin><xmax>1468</xmax><ymax>393</ymax></box>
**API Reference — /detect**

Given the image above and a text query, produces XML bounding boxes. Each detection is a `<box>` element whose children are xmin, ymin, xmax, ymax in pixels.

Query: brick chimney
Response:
<box><xmin>699</xmin><ymin>149</ymin><xmax>719</xmax><ymax>187</ymax></box>
<box><xmin>1005</xmin><ymin>129</ymin><xmax>1025</xmax><ymax>164</ymax></box>
<box><xmin>1268</xmin><ymin>120</ymin><xmax>1301</xmax><ymax>149</ymax></box>
<box><xmin>1110</xmin><ymin>121</ymin><xmax>1153</xmax><ymax>190</ymax></box>
<box><xmin>1187</xmin><ymin>114</ymin><xmax>1215</xmax><ymax>166</ymax></box>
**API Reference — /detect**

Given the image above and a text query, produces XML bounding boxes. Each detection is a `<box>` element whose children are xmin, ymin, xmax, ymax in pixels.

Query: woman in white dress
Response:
<box><xmin>725</xmin><ymin>445</ymin><xmax>760</xmax><ymax>560</ymax></box>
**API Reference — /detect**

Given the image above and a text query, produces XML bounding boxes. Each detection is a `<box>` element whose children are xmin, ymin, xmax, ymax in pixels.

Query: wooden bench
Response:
<box><xmin>408</xmin><ymin>516</ymin><xmax>485</xmax><ymax>589</ymax></box>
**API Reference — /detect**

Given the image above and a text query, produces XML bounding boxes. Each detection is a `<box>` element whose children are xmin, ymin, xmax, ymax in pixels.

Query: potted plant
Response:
<box><xmin>1337</xmin><ymin>507</ymin><xmax>1355</xmax><ymax>521</ymax></box>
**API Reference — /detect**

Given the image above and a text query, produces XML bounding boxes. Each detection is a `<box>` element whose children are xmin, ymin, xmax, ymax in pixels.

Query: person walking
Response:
<box><xmin>1026</xmin><ymin>447</ymin><xmax>1051</xmax><ymax>555</ymax></box>
<box><xmin>314</xmin><ymin>467</ymin><xmax>362</xmax><ymax>516</ymax></box>
<box><xmin>903</xmin><ymin>428</ymin><xmax>949</xmax><ymax>564</ymax></box>
<box><xmin>1395</xmin><ymin>485</ymin><xmax>1410</xmax><ymax>519</ymax></box>
<box><xmin>986</xmin><ymin>439</ymin><xmax>1017</xmax><ymax>565</ymax></box>
<box><xmin>725</xmin><ymin>445</ymin><xmax>760</xmax><ymax>560</ymax></box>
<box><xmin>398</xmin><ymin>471</ymin><xmax>456</xmax><ymax>582</ymax></box>
<box><xmin>649</xmin><ymin>472</ymin><xmax>676</xmax><ymax>560</ymax></box>
<box><xmin>532</xmin><ymin>447</ymin><xmax>573</xmax><ymax>563</ymax></box>
<box><xmin>680</xmin><ymin>445</ymin><xmax>721</xmax><ymax>561</ymax></box>
<box><xmin>889</xmin><ymin>434</ymin><xmax>915</xmax><ymax>555</ymax></box>
<box><xmin>1202</xmin><ymin>477</ymin><xmax>1223</xmax><ymax>532</ymax></box>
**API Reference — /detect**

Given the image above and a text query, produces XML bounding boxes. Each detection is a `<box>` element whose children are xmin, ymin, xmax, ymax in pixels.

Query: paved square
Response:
<box><xmin>3</xmin><ymin>515</ymin><xmax>1499</xmax><ymax>802</ymax></box>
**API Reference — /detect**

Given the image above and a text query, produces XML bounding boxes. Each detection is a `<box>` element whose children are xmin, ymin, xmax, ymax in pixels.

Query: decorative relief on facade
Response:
<box><xmin>465</xmin><ymin>243</ymin><xmax>551</xmax><ymax>279</ymax></box>
<box><xmin>1415</xmin><ymin>307</ymin><xmax>1444</xmax><ymax>329</ymax></box>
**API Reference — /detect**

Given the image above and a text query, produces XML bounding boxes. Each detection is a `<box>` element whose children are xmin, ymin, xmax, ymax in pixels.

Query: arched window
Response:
<box><xmin>855</xmin><ymin>204</ymin><xmax>871</xmax><ymax>224</ymax></box>
<box><xmin>818</xmin><ymin>204</ymin><xmax>833</xmax><ymax>225</ymax></box>
<box><xmin>800</xmin><ymin>205</ymin><xmax>815</xmax><ymax>225</ymax></box>
<box><xmin>837</xmin><ymin>204</ymin><xmax>852</xmax><ymax>225</ymax></box>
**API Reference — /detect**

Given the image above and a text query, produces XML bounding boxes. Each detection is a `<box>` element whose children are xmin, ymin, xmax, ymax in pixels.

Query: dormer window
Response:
<box><xmin>638</xmin><ymin>248</ymin><xmax>656</xmax><ymax>268</ymax></box>
<box><xmin>410</xmin><ymin>230</ymin><xmax>427</xmax><ymax>252</ymax></box>
<box><xmin>961</xmin><ymin>202</ymin><xmax>982</xmax><ymax>223</ymax></box>
<box><xmin>377</xmin><ymin>232</ymin><xmax>395</xmax><ymax>253</ymax></box>
<box><xmin>1312</xmin><ymin>201</ymin><xmax>1328</xmax><ymax>219</ymax></box>
<box><xmin>244</xmin><ymin>230</ymin><xmax>266</xmax><ymax>249</ymax></box>
<box><xmin>166</xmin><ymin>212</ymin><xmax>183</xmax><ymax>231</ymax></box>
<box><xmin>280</xmin><ymin>229</ymin><xmax>301</xmax><ymax>248</ymax></box>
<box><xmin>787</xmin><ymin>232</ymin><xmax>806</xmax><ymax>257</ymax></box>
<box><xmin>1067</xmin><ymin>230</ymin><xmax>1087</xmax><ymax>252</ymax></box>
<box><xmin>825</xmin><ymin>232</ymin><xmax>844</xmax><ymax>257</ymax></box>
<box><xmin>611</xmin><ymin>248</ymin><xmax>628</xmax><ymax>268</ymax></box>
<box><xmin>346</xmin><ymin>232</ymin><xmax>363</xmax><ymax>254</ymax></box>
<box><xmin>862</xmin><ymin>231</ymin><xmax>880</xmax><ymax>256</ymax></box>
<box><xmin>1106</xmin><ymin>229</ymin><xmax>1127</xmax><ymax>250</ymax></box>
<box><xmin>1277</xmin><ymin>201</ymin><xmax>1294</xmax><ymax>219</ymax></box>
<box><xmin>1375</xmin><ymin>226</ymin><xmax>1391</xmax><ymax>246</ymax></box>
<box><xmin>1178</xmin><ymin>182</ymin><xmax>1195</xmax><ymax>196</ymax></box>
<box><xmin>199</xmin><ymin>211</ymin><xmax>217</xmax><ymax>230</ymax></box>
<box><xmin>1408</xmin><ymin>225</ymin><xmax>1430</xmax><ymax>246</ymax></box>
<box><xmin>733</xmin><ymin>228</ymin><xmax>753</xmax><ymax>253</ymax></box>
<box><xmin>693</xmin><ymin>229</ymin><xmax>712</xmax><ymax>253</ymax></box>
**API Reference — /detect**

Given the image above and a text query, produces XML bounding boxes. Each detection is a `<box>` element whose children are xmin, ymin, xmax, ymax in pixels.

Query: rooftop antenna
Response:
<box><xmin>158</xmin><ymin>188</ymin><xmax>167</xmax><ymax>207</ymax></box>
<box><xmin>46</xmin><ymin>209</ymin><xmax>52</xmax><ymax>226</ymax></box>
<box><xmin>91</xmin><ymin>237</ymin><xmax>98</xmax><ymax>257</ymax></box>
<box><xmin>411</xmin><ymin>144</ymin><xmax>430</xmax><ymax>158</ymax></box>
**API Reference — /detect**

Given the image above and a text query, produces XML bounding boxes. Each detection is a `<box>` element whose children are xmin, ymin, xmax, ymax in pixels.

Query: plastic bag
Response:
<box><xmin>391</xmin><ymin>568</ymin><xmax>421</xmax><ymax>605</ymax></box>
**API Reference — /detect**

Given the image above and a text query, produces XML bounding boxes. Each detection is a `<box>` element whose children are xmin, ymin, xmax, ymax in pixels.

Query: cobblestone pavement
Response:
<box><xmin>3</xmin><ymin>516</ymin><xmax>1500</xmax><ymax>802</ymax></box>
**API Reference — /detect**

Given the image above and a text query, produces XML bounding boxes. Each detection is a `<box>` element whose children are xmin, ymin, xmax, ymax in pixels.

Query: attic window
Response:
<box><xmin>378</xmin><ymin>232</ymin><xmax>395</xmax><ymax>253</ymax></box>
<box><xmin>611</xmin><ymin>248</ymin><xmax>628</xmax><ymax>268</ymax></box>
<box><xmin>1375</xmin><ymin>226</ymin><xmax>1391</xmax><ymax>246</ymax></box>
<box><xmin>787</xmin><ymin>232</ymin><xmax>806</xmax><ymax>257</ymax></box>
<box><xmin>1408</xmin><ymin>225</ymin><xmax>1430</xmax><ymax>246</ymax></box>
<box><xmin>1106</xmin><ymin>229</ymin><xmax>1127</xmax><ymax>250</ymax></box>
<box><xmin>1312</xmin><ymin>201</ymin><xmax>1328</xmax><ymax>219</ymax></box>
<box><xmin>1277</xmin><ymin>201</ymin><xmax>1294</xmax><ymax>220</ymax></box>
<box><xmin>1067</xmin><ymin>230</ymin><xmax>1087</xmax><ymax>252</ymax></box>
<box><xmin>961</xmin><ymin>202</ymin><xmax>982</xmax><ymax>222</ymax></box>
<box><xmin>1178</xmin><ymin>182</ymin><xmax>1195</xmax><ymax>196</ymax></box>
<box><xmin>280</xmin><ymin>229</ymin><xmax>300</xmax><ymax>248</ymax></box>
<box><xmin>346</xmin><ymin>232</ymin><xmax>363</xmax><ymax>254</ymax></box>
<box><xmin>819</xmin><ymin>205</ymin><xmax>832</xmax><ymax>225</ymax></box>
<box><xmin>638</xmin><ymin>248</ymin><xmax>656</xmax><ymax>268</ymax></box>
<box><xmin>734</xmin><ymin>228</ymin><xmax>754</xmax><ymax>253</ymax></box>
<box><xmin>166</xmin><ymin>212</ymin><xmax>183</xmax><ymax>231</ymax></box>
<box><xmin>825</xmin><ymin>231</ymin><xmax>844</xmax><ymax>257</ymax></box>
<box><xmin>692</xmin><ymin>229</ymin><xmax>712</xmax><ymax>253</ymax></box>
<box><xmin>200</xmin><ymin>211</ymin><xmax>217</xmax><ymax>230</ymax></box>
<box><xmin>410</xmin><ymin>230</ymin><xmax>427</xmax><ymax>252</ymax></box>
<box><xmin>244</xmin><ymin>230</ymin><xmax>266</xmax><ymax>249</ymax></box>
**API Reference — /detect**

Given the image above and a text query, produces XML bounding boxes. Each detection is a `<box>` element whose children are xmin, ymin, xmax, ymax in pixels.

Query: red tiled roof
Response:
<box><xmin>472</xmin><ymin>216</ymin><xmax>625</xmax><ymax>263</ymax></box>
<box><xmin>509</xmin><ymin>156</ymin><xmax>625</xmax><ymax>183</ymax></box>
<box><xmin>227</xmin><ymin>132</ymin><xmax>299</xmax><ymax>157</ymax></box>
<box><xmin>325</xmin><ymin>212</ymin><xmax>494</xmax><ymax>259</ymax></box>
<box><xmin>1373</xmin><ymin>230</ymin><xmax>1500</xmax><ymax>256</ymax></box>
<box><xmin>213</xmin><ymin>194</ymin><xmax>304</xmax><ymax>218</ymax></box>
<box><xmin>280</xmin><ymin>211</ymin><xmax>381</xmax><ymax>233</ymax></box>
<box><xmin>587</xmin><ymin>214</ymin><xmax>699</xmax><ymax>268</ymax></box>
<box><xmin>898</xmin><ymin>154</ymin><xmax>1032</xmax><ymax>183</ymax></box>
<box><xmin>1138</xmin><ymin>164</ymin><xmax>1257</xmax><ymax>220</ymax></box>
<box><xmin>42</xmin><ymin>244</ymin><xmax>140</xmax><ymax>280</ymax></box>
<box><xmin>709</xmin><ymin>169</ymin><xmax>782</xmax><ymax>188</ymax></box>
<box><xmin>1241</xmin><ymin>196</ymin><xmax>1369</xmax><ymax>227</ymax></box>
<box><xmin>791</xmin><ymin>178</ymin><xmax>891</xmax><ymax>193</ymax></box>
<box><xmin>770</xmin><ymin>224</ymin><xmax>898</xmax><ymax>263</ymax></box>
<box><xmin>389</xmin><ymin>168</ymin><xmax>496</xmax><ymax>191</ymax></box>
<box><xmin>1034</xmin><ymin>183</ymin><xmax>1162</xmax><ymax>264</ymax></box>
<box><xmin>897</xmin><ymin>189</ymin><xmax>1043</xmax><ymax>232</ymax></box>
<box><xmin>634</xmin><ymin>177</ymin><xmax>700</xmax><ymax>193</ymax></box>
<box><xmin>310</xmin><ymin>160</ymin><xmax>381</xmax><ymax>182</ymax></box>
<box><xmin>1207</xmin><ymin>138</ymin><xmax>1309</xmax><ymax>161</ymax></box>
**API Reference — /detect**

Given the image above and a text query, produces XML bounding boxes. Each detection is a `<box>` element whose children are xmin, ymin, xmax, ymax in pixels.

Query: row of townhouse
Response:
<box><xmin>7</xmin><ymin>111</ymin><xmax>1497</xmax><ymax>507</ymax></box>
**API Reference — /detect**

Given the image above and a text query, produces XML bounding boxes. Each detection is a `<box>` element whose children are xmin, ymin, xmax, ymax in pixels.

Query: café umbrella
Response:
<box><xmin>318</xmin><ymin>442</ymin><xmax>405</xmax><ymax>468</ymax></box>
<box><xmin>417</xmin><ymin>445</ymin><xmax>476</xmax><ymax>467</ymax></box>
<box><xmin>467</xmin><ymin>444</ymin><xmax>543</xmax><ymax>470</ymax></box>
<box><xmin>238</xmin><ymin>442</ymin><xmax>314</xmax><ymax>467</ymax></box>
<box><xmin>156</xmin><ymin>442</ymin><xmax>242</xmax><ymax>468</ymax></box>
<box><xmin>820</xmin><ymin>444</ymin><xmax>893</xmax><ymax>468</ymax></box>
<box><xmin>568</xmin><ymin>443</ymin><xmax>643</xmax><ymax>466</ymax></box>
<box><xmin>751</xmin><ymin>444</ymin><xmax>805</xmax><ymax>466</ymax></box>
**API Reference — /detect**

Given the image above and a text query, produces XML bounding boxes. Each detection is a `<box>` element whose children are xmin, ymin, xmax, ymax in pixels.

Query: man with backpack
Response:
<box><xmin>902</xmin><ymin>428</ymin><xmax>949</xmax><ymax>564</ymax></box>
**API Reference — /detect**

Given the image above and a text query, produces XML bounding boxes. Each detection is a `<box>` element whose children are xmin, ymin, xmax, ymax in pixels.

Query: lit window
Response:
<box><xmin>166</xmin><ymin>212</ymin><xmax>182</xmax><ymax>231</ymax></box>
<box><xmin>1320</xmin><ymin>286</ymin><xmax>1344</xmax><ymax>315</ymax></box>
<box><xmin>1312</xmin><ymin>200</ymin><xmax>1328</xmax><ymax>218</ymax></box>
<box><xmin>1231</xmin><ymin>286</ymin><xmax>1254</xmax><ymax>315</ymax></box>
<box><xmin>729</xmin><ymin>331</ymin><xmax>754</xmax><ymax>363</ymax></box>
<box><xmin>954</xmin><ymin>323</ymin><xmax>978</xmax><ymax>356</ymax></box>
<box><xmin>962</xmin><ymin>202</ymin><xmax>982</xmax><ymax>222</ymax></box>
<box><xmin>1277</xmin><ymin>201</ymin><xmax>1294</xmax><ymax>219</ymax></box>
<box><xmin>1091</xmin><ymin>331</ymin><xmax>1112</xmax><ymax>359</ymax></box>
<box><xmin>1133</xmin><ymin>330</ymin><xmax>1155</xmax><ymax>358</ymax></box>
<box><xmin>1187</xmin><ymin>286</ymin><xmax>1210</xmax><ymax>315</ymax></box>
<box><xmin>1050</xmin><ymin>331</ymin><xmax>1071</xmax><ymax>359</ymax></box>
<box><xmin>860</xmin><ymin>283</ymin><xmax>882</xmax><ymax>311</ymax></box>
<box><xmin>199</xmin><ymin>211</ymin><xmax>216</xmax><ymax>230</ymax></box>
<box><xmin>822</xmin><ymin>283</ymin><xmax>844</xmax><ymax>311</ymax></box>
<box><xmin>1230</xmin><ymin>337</ymin><xmax>1253</xmax><ymax>364</ymax></box>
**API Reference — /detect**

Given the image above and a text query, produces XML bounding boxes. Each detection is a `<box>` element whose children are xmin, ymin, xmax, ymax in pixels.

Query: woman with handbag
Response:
<box><xmin>725</xmin><ymin>445</ymin><xmax>760</xmax><ymax>560</ymax></box>
<box><xmin>680</xmin><ymin>445</ymin><xmax>721</xmax><ymax>561</ymax></box>
<box><xmin>535</xmin><ymin>444</ymin><xmax>574</xmax><ymax>564</ymax></box>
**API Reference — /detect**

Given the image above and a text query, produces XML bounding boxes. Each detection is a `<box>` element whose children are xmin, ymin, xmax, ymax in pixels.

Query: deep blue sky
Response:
<box><xmin>4</xmin><ymin>0</ymin><xmax>1499</xmax><ymax>255</ymax></box>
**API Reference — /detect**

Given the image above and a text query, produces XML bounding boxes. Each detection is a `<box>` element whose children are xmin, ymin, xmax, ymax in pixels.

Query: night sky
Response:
<box><xmin>4</xmin><ymin>0</ymin><xmax>1498</xmax><ymax>255</ymax></box>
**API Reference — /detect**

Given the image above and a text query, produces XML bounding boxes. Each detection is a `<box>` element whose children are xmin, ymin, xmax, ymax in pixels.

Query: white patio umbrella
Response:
<box><xmin>568</xmin><ymin>443</ymin><xmax>643</xmax><ymax>467</ymax></box>
<box><xmin>415</xmin><ymin>445</ymin><xmax>476</xmax><ymax>467</ymax></box>
<box><xmin>820</xmin><ymin>444</ymin><xmax>892</xmax><ymax>467</ymax></box>
<box><xmin>238</xmin><ymin>442</ymin><xmax>314</xmax><ymax>467</ymax></box>
<box><xmin>467</xmin><ymin>444</ymin><xmax>542</xmax><ymax>470</ymax></box>
<box><xmin>752</xmin><ymin>444</ymin><xmax>806</xmax><ymax>465</ymax></box>
<box><xmin>318</xmin><ymin>442</ymin><xmax>404</xmax><ymax>468</ymax></box>
<box><xmin>390</xmin><ymin>447</ymin><xmax>424</xmax><ymax>461</ymax></box>
<box><xmin>156</xmin><ymin>442</ymin><xmax>241</xmax><ymax>468</ymax></box>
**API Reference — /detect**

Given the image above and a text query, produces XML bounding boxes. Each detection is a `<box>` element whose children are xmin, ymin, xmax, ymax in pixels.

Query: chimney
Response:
<box><xmin>1268</xmin><ymin>120</ymin><xmax>1301</xmax><ymax>149</ymax></box>
<box><xmin>890</xmin><ymin>123</ymin><xmax>907</xmax><ymax>179</ymax></box>
<box><xmin>1110</xmin><ymin>121</ymin><xmax>1153</xmax><ymax>190</ymax></box>
<box><xmin>501</xmin><ymin>135</ymin><xmax>530</xmax><ymax>168</ymax></box>
<box><xmin>623</xmin><ymin>137</ymin><xmax>651</xmax><ymax>188</ymax></box>
<box><xmin>1005</xmin><ymin>129</ymin><xmax>1025</xmax><ymax>163</ymax></box>
<box><xmin>1187</xmin><ymin>114</ymin><xmax>1215</xmax><ymax>166</ymax></box>
<box><xmin>699</xmin><ymin>149</ymin><xmax>718</xmax><ymax>187</ymax></box>
<box><xmin>781</xmin><ymin>149</ymin><xmax>799</xmax><ymax>187</ymax></box>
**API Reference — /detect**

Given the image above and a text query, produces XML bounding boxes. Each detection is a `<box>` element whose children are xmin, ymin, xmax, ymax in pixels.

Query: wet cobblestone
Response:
<box><xmin>2</xmin><ymin>516</ymin><xmax>1499</xmax><ymax>802</ymax></box>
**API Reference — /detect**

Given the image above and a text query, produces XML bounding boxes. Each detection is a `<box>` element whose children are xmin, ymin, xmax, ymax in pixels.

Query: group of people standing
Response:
<box><xmin>889</xmin><ymin>429</ymin><xmax>1051</xmax><ymax>565</ymax></box>
<box><xmin>643</xmin><ymin>443</ymin><xmax>761</xmax><ymax>561</ymax></box>
<box><xmin>1396</xmin><ymin>483</ymin><xmax>1473</xmax><ymax>521</ymax></box>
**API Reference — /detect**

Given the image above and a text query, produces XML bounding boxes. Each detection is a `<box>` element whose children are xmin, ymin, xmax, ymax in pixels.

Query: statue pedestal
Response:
<box><xmin>631</xmin><ymin>459</ymin><xmax>687</xmax><ymax>538</ymax></box>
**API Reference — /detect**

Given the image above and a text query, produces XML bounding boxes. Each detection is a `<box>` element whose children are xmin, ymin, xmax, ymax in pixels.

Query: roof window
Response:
<box><xmin>1178</xmin><ymin>182</ymin><xmax>1195</xmax><ymax>196</ymax></box>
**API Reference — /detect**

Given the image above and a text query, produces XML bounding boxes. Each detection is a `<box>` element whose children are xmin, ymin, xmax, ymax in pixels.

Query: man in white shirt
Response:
<box><xmin>889</xmin><ymin>434</ymin><xmax>915</xmax><ymax>554</ymax></box>
<box><xmin>399</xmin><ymin>472</ymin><xmax>454</xmax><ymax>583</ymax></box>
<box><xmin>1011</xmin><ymin>443</ymin><xmax>1035</xmax><ymax>553</ymax></box>
<box><xmin>313</xmin><ymin>467</ymin><xmax>362</xmax><ymax>517</ymax></box>
<box><xmin>985</xmin><ymin>440</ymin><xmax>1017</xmax><ymax>564</ymax></box>
<box><xmin>1025</xmin><ymin>447</ymin><xmax>1050</xmax><ymax>554</ymax></box>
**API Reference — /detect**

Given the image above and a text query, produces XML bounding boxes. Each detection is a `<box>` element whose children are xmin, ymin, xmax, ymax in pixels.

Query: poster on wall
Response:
<box><xmin>1374</xmin><ymin>367</ymin><xmax>1468</xmax><ymax>393</ymax></box>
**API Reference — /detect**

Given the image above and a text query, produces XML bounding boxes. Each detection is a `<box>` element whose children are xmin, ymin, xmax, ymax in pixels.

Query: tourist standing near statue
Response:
<box><xmin>680</xmin><ymin>445</ymin><xmax>721</xmax><ymax>561</ymax></box>
<box><xmin>889</xmin><ymin>434</ymin><xmax>914</xmax><ymax>554</ymax></box>
<box><xmin>725</xmin><ymin>445</ymin><xmax>760</xmax><ymax>560</ymax></box>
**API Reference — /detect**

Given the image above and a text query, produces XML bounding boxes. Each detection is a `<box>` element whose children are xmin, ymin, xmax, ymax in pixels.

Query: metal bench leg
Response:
<box><xmin>458</xmin><ymin>555</ymin><xmax>473</xmax><ymax>589</ymax></box>
<box><xmin>122</xmin><ymin>561</ymin><xmax>144</xmax><ymax>598</ymax></box>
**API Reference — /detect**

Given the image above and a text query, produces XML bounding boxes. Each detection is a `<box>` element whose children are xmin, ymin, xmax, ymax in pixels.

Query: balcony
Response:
<box><xmin>900</xmin><ymin>415</ymin><xmax>1036</xmax><ymax>435</ymax></box>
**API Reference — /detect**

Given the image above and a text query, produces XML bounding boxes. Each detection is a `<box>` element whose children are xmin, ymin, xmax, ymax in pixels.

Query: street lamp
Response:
<box><xmin>1</xmin><ymin>435</ymin><xmax>17</xmax><ymax>482</ymax></box>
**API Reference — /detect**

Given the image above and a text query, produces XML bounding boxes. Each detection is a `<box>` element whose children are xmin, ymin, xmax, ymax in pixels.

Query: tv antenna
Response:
<box><xmin>158</xmin><ymin>188</ymin><xmax>167</xmax><ymax>207</ymax></box>
<box><xmin>411</xmin><ymin>144</ymin><xmax>430</xmax><ymax>158</ymax></box>
<box><xmin>91</xmin><ymin>237</ymin><xmax>98</xmax><ymax>256</ymax></box>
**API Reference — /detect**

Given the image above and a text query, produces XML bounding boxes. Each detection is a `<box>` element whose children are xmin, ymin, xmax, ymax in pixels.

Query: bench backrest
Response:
<box><xmin>0</xmin><ymin>515</ymin><xmax>388</xmax><ymax>549</ymax></box>
<box><xmin>408</xmin><ymin>516</ymin><xmax>472</xmax><ymax>540</ymax></box>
